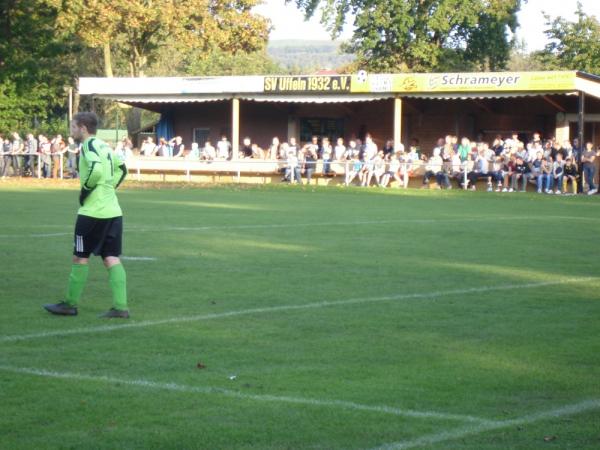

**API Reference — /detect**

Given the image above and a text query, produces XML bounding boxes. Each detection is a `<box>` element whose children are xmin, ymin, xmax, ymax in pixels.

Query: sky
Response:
<box><xmin>254</xmin><ymin>0</ymin><xmax>600</xmax><ymax>52</ymax></box>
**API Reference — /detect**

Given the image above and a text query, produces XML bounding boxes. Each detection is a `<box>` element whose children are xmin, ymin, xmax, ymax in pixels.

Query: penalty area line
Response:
<box><xmin>371</xmin><ymin>398</ymin><xmax>600</xmax><ymax>450</ymax></box>
<box><xmin>0</xmin><ymin>365</ymin><xmax>492</xmax><ymax>424</ymax></box>
<box><xmin>0</xmin><ymin>277</ymin><xmax>596</xmax><ymax>344</ymax></box>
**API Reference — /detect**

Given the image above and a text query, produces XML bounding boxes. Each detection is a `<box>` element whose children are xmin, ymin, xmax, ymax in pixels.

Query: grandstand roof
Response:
<box><xmin>79</xmin><ymin>71</ymin><xmax>600</xmax><ymax>104</ymax></box>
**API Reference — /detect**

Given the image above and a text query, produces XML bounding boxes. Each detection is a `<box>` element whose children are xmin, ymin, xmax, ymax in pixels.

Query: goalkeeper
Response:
<box><xmin>44</xmin><ymin>112</ymin><xmax>129</xmax><ymax>318</ymax></box>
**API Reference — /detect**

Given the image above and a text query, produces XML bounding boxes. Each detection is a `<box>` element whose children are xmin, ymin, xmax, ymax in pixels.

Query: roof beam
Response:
<box><xmin>542</xmin><ymin>95</ymin><xmax>566</xmax><ymax>112</ymax></box>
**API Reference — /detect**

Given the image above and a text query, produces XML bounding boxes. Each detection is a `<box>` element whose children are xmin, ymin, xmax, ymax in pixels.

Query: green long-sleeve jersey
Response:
<box><xmin>78</xmin><ymin>136</ymin><xmax>127</xmax><ymax>218</ymax></box>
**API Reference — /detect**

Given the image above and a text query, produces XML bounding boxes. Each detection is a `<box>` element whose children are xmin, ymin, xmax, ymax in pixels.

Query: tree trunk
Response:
<box><xmin>103</xmin><ymin>41</ymin><xmax>114</xmax><ymax>77</ymax></box>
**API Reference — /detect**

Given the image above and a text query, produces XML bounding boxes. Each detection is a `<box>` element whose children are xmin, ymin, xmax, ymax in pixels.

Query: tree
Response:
<box><xmin>0</xmin><ymin>0</ymin><xmax>77</xmax><ymax>133</ymax></box>
<box><xmin>533</xmin><ymin>2</ymin><xmax>600</xmax><ymax>74</ymax></box>
<box><xmin>292</xmin><ymin>0</ymin><xmax>522</xmax><ymax>72</ymax></box>
<box><xmin>55</xmin><ymin>0</ymin><xmax>271</xmax><ymax>78</ymax></box>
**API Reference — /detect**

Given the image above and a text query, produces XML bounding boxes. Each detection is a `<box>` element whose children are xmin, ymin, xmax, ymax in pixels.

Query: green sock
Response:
<box><xmin>66</xmin><ymin>263</ymin><xmax>89</xmax><ymax>306</ymax></box>
<box><xmin>108</xmin><ymin>263</ymin><xmax>128</xmax><ymax>310</ymax></box>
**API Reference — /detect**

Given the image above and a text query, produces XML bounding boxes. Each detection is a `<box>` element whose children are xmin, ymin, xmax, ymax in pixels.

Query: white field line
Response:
<box><xmin>121</xmin><ymin>256</ymin><xmax>157</xmax><ymax>261</ymax></box>
<box><xmin>0</xmin><ymin>365</ymin><xmax>492</xmax><ymax>424</ymax></box>
<box><xmin>1</xmin><ymin>215</ymin><xmax>599</xmax><ymax>239</ymax></box>
<box><xmin>373</xmin><ymin>398</ymin><xmax>600</xmax><ymax>450</ymax></box>
<box><xmin>1</xmin><ymin>277</ymin><xmax>595</xmax><ymax>344</ymax></box>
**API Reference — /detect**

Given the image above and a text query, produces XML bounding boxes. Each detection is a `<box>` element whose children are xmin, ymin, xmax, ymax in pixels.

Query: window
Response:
<box><xmin>193</xmin><ymin>128</ymin><xmax>210</xmax><ymax>146</ymax></box>
<box><xmin>299</xmin><ymin>118</ymin><xmax>344</xmax><ymax>143</ymax></box>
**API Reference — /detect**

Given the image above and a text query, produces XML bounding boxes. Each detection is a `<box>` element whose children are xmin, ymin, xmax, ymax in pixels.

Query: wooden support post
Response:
<box><xmin>232</xmin><ymin>97</ymin><xmax>240</xmax><ymax>160</ymax></box>
<box><xmin>394</xmin><ymin>97</ymin><xmax>402</xmax><ymax>150</ymax></box>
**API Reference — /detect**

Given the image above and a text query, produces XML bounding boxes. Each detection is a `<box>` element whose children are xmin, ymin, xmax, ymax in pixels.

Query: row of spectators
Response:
<box><xmin>1</xmin><ymin>132</ymin><xmax>79</xmax><ymax>179</ymax></box>
<box><xmin>2</xmin><ymin>130</ymin><xmax>599</xmax><ymax>194</ymax></box>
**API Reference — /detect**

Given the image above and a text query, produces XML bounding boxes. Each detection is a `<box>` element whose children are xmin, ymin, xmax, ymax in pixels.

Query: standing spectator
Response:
<box><xmin>170</xmin><ymin>136</ymin><xmax>185</xmax><ymax>157</ymax></box>
<box><xmin>363</xmin><ymin>134</ymin><xmax>378</xmax><ymax>161</ymax></box>
<box><xmin>251</xmin><ymin>143</ymin><xmax>265</xmax><ymax>159</ymax></box>
<box><xmin>11</xmin><ymin>132</ymin><xmax>24</xmax><ymax>176</ymax></box>
<box><xmin>24</xmin><ymin>133</ymin><xmax>38</xmax><ymax>177</ymax></box>
<box><xmin>302</xmin><ymin>143</ymin><xmax>317</xmax><ymax>184</ymax></box>
<box><xmin>553</xmin><ymin>153</ymin><xmax>564</xmax><ymax>194</ymax></box>
<box><xmin>288</xmin><ymin>137</ymin><xmax>299</xmax><ymax>156</ymax></box>
<box><xmin>582</xmin><ymin>142</ymin><xmax>597</xmax><ymax>195</ymax></box>
<box><xmin>216</xmin><ymin>135</ymin><xmax>231</xmax><ymax>160</ymax></box>
<box><xmin>1</xmin><ymin>136</ymin><xmax>12</xmax><ymax>177</ymax></box>
<box><xmin>50</xmin><ymin>134</ymin><xmax>65</xmax><ymax>178</ymax></box>
<box><xmin>321</xmin><ymin>137</ymin><xmax>333</xmax><ymax>175</ymax></box>
<box><xmin>40</xmin><ymin>135</ymin><xmax>52</xmax><ymax>178</ymax></box>
<box><xmin>66</xmin><ymin>136</ymin><xmax>79</xmax><ymax>178</ymax></box>
<box><xmin>562</xmin><ymin>157</ymin><xmax>578</xmax><ymax>194</ymax></box>
<box><xmin>284</xmin><ymin>145</ymin><xmax>302</xmax><ymax>184</ymax></box>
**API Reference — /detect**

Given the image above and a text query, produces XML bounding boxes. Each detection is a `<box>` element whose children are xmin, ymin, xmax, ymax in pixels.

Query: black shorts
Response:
<box><xmin>73</xmin><ymin>215</ymin><xmax>123</xmax><ymax>258</ymax></box>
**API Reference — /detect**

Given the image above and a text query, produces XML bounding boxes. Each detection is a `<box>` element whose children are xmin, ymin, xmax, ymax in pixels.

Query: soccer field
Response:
<box><xmin>1</xmin><ymin>182</ymin><xmax>599</xmax><ymax>449</ymax></box>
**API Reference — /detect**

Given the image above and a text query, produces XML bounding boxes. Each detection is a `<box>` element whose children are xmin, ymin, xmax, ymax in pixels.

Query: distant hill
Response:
<box><xmin>267</xmin><ymin>40</ymin><xmax>355</xmax><ymax>73</ymax></box>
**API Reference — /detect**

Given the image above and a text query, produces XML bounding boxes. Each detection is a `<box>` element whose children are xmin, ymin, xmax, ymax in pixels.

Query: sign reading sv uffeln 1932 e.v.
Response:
<box><xmin>264</xmin><ymin>76</ymin><xmax>351</xmax><ymax>93</ymax></box>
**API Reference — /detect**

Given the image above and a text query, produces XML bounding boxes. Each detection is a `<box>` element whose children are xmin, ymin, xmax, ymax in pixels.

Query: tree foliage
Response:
<box><xmin>292</xmin><ymin>0</ymin><xmax>521</xmax><ymax>72</ymax></box>
<box><xmin>54</xmin><ymin>0</ymin><xmax>271</xmax><ymax>77</ymax></box>
<box><xmin>0</xmin><ymin>0</ymin><xmax>76</xmax><ymax>133</ymax></box>
<box><xmin>533</xmin><ymin>2</ymin><xmax>600</xmax><ymax>74</ymax></box>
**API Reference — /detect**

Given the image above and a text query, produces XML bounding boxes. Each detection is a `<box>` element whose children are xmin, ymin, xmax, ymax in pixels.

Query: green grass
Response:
<box><xmin>1</xmin><ymin>181</ymin><xmax>599</xmax><ymax>449</ymax></box>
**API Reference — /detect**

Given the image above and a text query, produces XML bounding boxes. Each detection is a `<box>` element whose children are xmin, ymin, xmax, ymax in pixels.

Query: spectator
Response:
<box><xmin>553</xmin><ymin>152</ymin><xmax>564</xmax><ymax>194</ymax></box>
<box><xmin>540</xmin><ymin>156</ymin><xmax>553</xmax><ymax>194</ymax></box>
<box><xmin>530</xmin><ymin>151</ymin><xmax>544</xmax><ymax>192</ymax></box>
<box><xmin>188</xmin><ymin>142</ymin><xmax>201</xmax><ymax>159</ymax></box>
<box><xmin>202</xmin><ymin>140</ymin><xmax>216</xmax><ymax>160</ymax></box>
<box><xmin>562</xmin><ymin>157</ymin><xmax>578</xmax><ymax>194</ymax></box>
<box><xmin>302</xmin><ymin>143</ymin><xmax>317</xmax><ymax>185</ymax></box>
<box><xmin>321</xmin><ymin>137</ymin><xmax>333</xmax><ymax>175</ymax></box>
<box><xmin>1</xmin><ymin>136</ymin><xmax>12</xmax><ymax>177</ymax></box>
<box><xmin>141</xmin><ymin>137</ymin><xmax>156</xmax><ymax>156</ymax></box>
<box><xmin>582</xmin><ymin>142</ymin><xmax>597</xmax><ymax>195</ymax></box>
<box><xmin>155</xmin><ymin>137</ymin><xmax>170</xmax><ymax>157</ymax></box>
<box><xmin>251</xmin><ymin>143</ymin><xmax>265</xmax><ymax>159</ymax></box>
<box><xmin>383</xmin><ymin>139</ymin><xmax>394</xmax><ymax>157</ymax></box>
<box><xmin>65</xmin><ymin>136</ymin><xmax>79</xmax><ymax>178</ymax></box>
<box><xmin>284</xmin><ymin>144</ymin><xmax>301</xmax><ymax>184</ymax></box>
<box><xmin>267</xmin><ymin>137</ymin><xmax>280</xmax><ymax>160</ymax></box>
<box><xmin>217</xmin><ymin>135</ymin><xmax>231</xmax><ymax>160</ymax></box>
<box><xmin>24</xmin><ymin>133</ymin><xmax>38</xmax><ymax>177</ymax></box>
<box><xmin>50</xmin><ymin>134</ymin><xmax>65</xmax><ymax>178</ymax></box>
<box><xmin>422</xmin><ymin>147</ymin><xmax>448</xmax><ymax>189</ymax></box>
<box><xmin>39</xmin><ymin>135</ymin><xmax>52</xmax><ymax>178</ymax></box>
<box><xmin>11</xmin><ymin>132</ymin><xmax>24</xmax><ymax>176</ymax></box>
<box><xmin>380</xmin><ymin>151</ymin><xmax>402</xmax><ymax>188</ymax></box>
<box><xmin>334</xmin><ymin>137</ymin><xmax>346</xmax><ymax>161</ymax></box>
<box><xmin>170</xmin><ymin>136</ymin><xmax>185</xmax><ymax>157</ymax></box>
<box><xmin>510</xmin><ymin>155</ymin><xmax>531</xmax><ymax>192</ymax></box>
<box><xmin>457</xmin><ymin>137</ymin><xmax>470</xmax><ymax>162</ymax></box>
<box><xmin>240</xmin><ymin>137</ymin><xmax>252</xmax><ymax>159</ymax></box>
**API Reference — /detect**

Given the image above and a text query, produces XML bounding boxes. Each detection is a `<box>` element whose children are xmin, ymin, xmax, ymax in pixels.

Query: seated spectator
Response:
<box><xmin>267</xmin><ymin>137</ymin><xmax>280</xmax><ymax>160</ymax></box>
<box><xmin>540</xmin><ymin>156</ymin><xmax>553</xmax><ymax>194</ymax></box>
<box><xmin>422</xmin><ymin>148</ymin><xmax>448</xmax><ymax>189</ymax></box>
<box><xmin>200</xmin><ymin>140</ymin><xmax>215</xmax><ymax>160</ymax></box>
<box><xmin>501</xmin><ymin>154</ymin><xmax>516</xmax><ymax>192</ymax></box>
<box><xmin>283</xmin><ymin>145</ymin><xmax>301</xmax><ymax>184</ymax></box>
<box><xmin>457</xmin><ymin>137</ymin><xmax>471</xmax><ymax>161</ymax></box>
<box><xmin>530</xmin><ymin>151</ymin><xmax>544</xmax><ymax>192</ymax></box>
<box><xmin>251</xmin><ymin>143</ymin><xmax>265</xmax><ymax>159</ymax></box>
<box><xmin>240</xmin><ymin>137</ymin><xmax>253</xmax><ymax>159</ymax></box>
<box><xmin>562</xmin><ymin>157</ymin><xmax>578</xmax><ymax>194</ymax></box>
<box><xmin>380</xmin><ymin>151</ymin><xmax>402</xmax><ymax>188</ymax></box>
<box><xmin>216</xmin><ymin>135</ymin><xmax>231</xmax><ymax>160</ymax></box>
<box><xmin>156</xmin><ymin>137</ymin><xmax>170</xmax><ymax>157</ymax></box>
<box><xmin>334</xmin><ymin>137</ymin><xmax>346</xmax><ymax>161</ymax></box>
<box><xmin>372</xmin><ymin>150</ymin><xmax>386</xmax><ymax>186</ymax></box>
<box><xmin>345</xmin><ymin>153</ymin><xmax>363</xmax><ymax>185</ymax></box>
<box><xmin>170</xmin><ymin>136</ymin><xmax>185</xmax><ymax>157</ymax></box>
<box><xmin>302</xmin><ymin>143</ymin><xmax>318</xmax><ymax>184</ymax></box>
<box><xmin>188</xmin><ymin>142</ymin><xmax>201</xmax><ymax>159</ymax></box>
<box><xmin>141</xmin><ymin>137</ymin><xmax>156</xmax><ymax>156</ymax></box>
<box><xmin>383</xmin><ymin>139</ymin><xmax>394</xmax><ymax>157</ymax></box>
<box><xmin>510</xmin><ymin>155</ymin><xmax>531</xmax><ymax>192</ymax></box>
